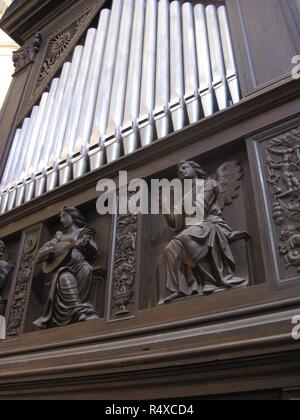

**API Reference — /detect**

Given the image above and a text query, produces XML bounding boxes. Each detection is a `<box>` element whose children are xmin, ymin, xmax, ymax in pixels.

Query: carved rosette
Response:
<box><xmin>112</xmin><ymin>214</ymin><xmax>138</xmax><ymax>318</ymax></box>
<box><xmin>18</xmin><ymin>0</ymin><xmax>103</xmax><ymax>122</ymax></box>
<box><xmin>265</xmin><ymin>127</ymin><xmax>300</xmax><ymax>273</ymax></box>
<box><xmin>36</xmin><ymin>14</ymin><xmax>89</xmax><ymax>88</ymax></box>
<box><xmin>6</xmin><ymin>227</ymin><xmax>41</xmax><ymax>337</ymax></box>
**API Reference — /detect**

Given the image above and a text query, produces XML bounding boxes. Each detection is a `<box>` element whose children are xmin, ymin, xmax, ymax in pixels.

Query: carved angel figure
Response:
<box><xmin>161</xmin><ymin>161</ymin><xmax>247</xmax><ymax>304</ymax></box>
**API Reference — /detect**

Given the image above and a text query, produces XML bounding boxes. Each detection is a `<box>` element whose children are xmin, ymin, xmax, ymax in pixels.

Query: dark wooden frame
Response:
<box><xmin>0</xmin><ymin>0</ymin><xmax>300</xmax><ymax>400</ymax></box>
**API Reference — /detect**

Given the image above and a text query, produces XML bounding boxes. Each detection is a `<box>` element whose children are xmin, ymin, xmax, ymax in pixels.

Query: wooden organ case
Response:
<box><xmin>0</xmin><ymin>0</ymin><xmax>300</xmax><ymax>400</ymax></box>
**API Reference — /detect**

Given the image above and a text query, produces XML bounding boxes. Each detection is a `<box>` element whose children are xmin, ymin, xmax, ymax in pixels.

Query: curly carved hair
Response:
<box><xmin>177</xmin><ymin>161</ymin><xmax>208</xmax><ymax>179</ymax></box>
<box><xmin>61</xmin><ymin>207</ymin><xmax>87</xmax><ymax>228</ymax></box>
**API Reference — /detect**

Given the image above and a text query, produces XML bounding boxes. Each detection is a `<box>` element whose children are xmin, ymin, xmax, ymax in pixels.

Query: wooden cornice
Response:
<box><xmin>0</xmin><ymin>0</ymin><xmax>74</xmax><ymax>44</ymax></box>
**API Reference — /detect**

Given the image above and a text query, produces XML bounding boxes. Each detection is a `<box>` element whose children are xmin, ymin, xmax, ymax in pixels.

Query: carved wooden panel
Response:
<box><xmin>227</xmin><ymin>0</ymin><xmax>300</xmax><ymax>96</ymax></box>
<box><xmin>139</xmin><ymin>149</ymin><xmax>257</xmax><ymax>309</ymax></box>
<box><xmin>250</xmin><ymin>123</ymin><xmax>300</xmax><ymax>282</ymax></box>
<box><xmin>6</xmin><ymin>224</ymin><xmax>45</xmax><ymax>337</ymax></box>
<box><xmin>18</xmin><ymin>0</ymin><xmax>105</xmax><ymax>123</ymax></box>
<box><xmin>110</xmin><ymin>210</ymin><xmax>139</xmax><ymax>320</ymax></box>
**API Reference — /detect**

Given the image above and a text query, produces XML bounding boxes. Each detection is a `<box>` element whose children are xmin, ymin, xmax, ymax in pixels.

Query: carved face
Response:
<box><xmin>178</xmin><ymin>162</ymin><xmax>198</xmax><ymax>180</ymax></box>
<box><xmin>60</xmin><ymin>211</ymin><xmax>73</xmax><ymax>229</ymax></box>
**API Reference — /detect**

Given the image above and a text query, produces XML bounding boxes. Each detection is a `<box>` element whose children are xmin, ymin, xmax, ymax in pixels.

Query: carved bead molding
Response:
<box><xmin>18</xmin><ymin>0</ymin><xmax>104</xmax><ymax>124</ymax></box>
<box><xmin>111</xmin><ymin>213</ymin><xmax>138</xmax><ymax>319</ymax></box>
<box><xmin>6</xmin><ymin>224</ymin><xmax>43</xmax><ymax>337</ymax></box>
<box><xmin>12</xmin><ymin>33</ymin><xmax>42</xmax><ymax>74</ymax></box>
<box><xmin>264</xmin><ymin>127</ymin><xmax>300</xmax><ymax>277</ymax></box>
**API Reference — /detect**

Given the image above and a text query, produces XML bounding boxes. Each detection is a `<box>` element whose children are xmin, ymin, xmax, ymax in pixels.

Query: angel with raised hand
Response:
<box><xmin>160</xmin><ymin>160</ymin><xmax>247</xmax><ymax>304</ymax></box>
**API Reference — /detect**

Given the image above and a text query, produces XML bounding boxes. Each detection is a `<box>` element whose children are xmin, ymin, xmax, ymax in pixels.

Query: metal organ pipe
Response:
<box><xmin>217</xmin><ymin>5</ymin><xmax>240</xmax><ymax>105</ymax></box>
<box><xmin>139</xmin><ymin>0</ymin><xmax>158</xmax><ymax>147</ymax></box>
<box><xmin>24</xmin><ymin>92</ymin><xmax>50</xmax><ymax>203</ymax></box>
<box><xmin>9</xmin><ymin>119</ymin><xmax>30</xmax><ymax>188</ymax></box>
<box><xmin>155</xmin><ymin>0</ymin><xmax>172</xmax><ymax>139</ymax></box>
<box><xmin>194</xmin><ymin>4</ymin><xmax>215</xmax><ymax>117</ymax></box>
<box><xmin>90</xmin><ymin>0</ymin><xmax>123</xmax><ymax>171</ymax></box>
<box><xmin>59</xmin><ymin>28</ymin><xmax>97</xmax><ymax>186</ymax></box>
<box><xmin>42</xmin><ymin>63</ymin><xmax>71</xmax><ymax>169</ymax></box>
<box><xmin>35</xmin><ymin>78</ymin><xmax>60</xmax><ymax>173</ymax></box>
<box><xmin>51</xmin><ymin>46</ymin><xmax>83</xmax><ymax>165</ymax></box>
<box><xmin>44</xmin><ymin>62</ymin><xmax>71</xmax><ymax>192</ymax></box>
<box><xmin>170</xmin><ymin>1</ymin><xmax>187</xmax><ymax>132</ymax></box>
<box><xmin>1</xmin><ymin>129</ymin><xmax>21</xmax><ymax>190</ymax></box>
<box><xmin>16</xmin><ymin>106</ymin><xmax>39</xmax><ymax>183</ymax></box>
<box><xmin>25</xmin><ymin>93</ymin><xmax>49</xmax><ymax>178</ymax></box>
<box><xmin>105</xmin><ymin>0</ymin><xmax>135</xmax><ymax>164</ymax></box>
<box><xmin>206</xmin><ymin>5</ymin><xmax>228</xmax><ymax>110</ymax></box>
<box><xmin>14</xmin><ymin>106</ymin><xmax>39</xmax><ymax>207</ymax></box>
<box><xmin>62</xmin><ymin>28</ymin><xmax>97</xmax><ymax>159</ymax></box>
<box><xmin>46</xmin><ymin>45</ymin><xmax>83</xmax><ymax>191</ymax></box>
<box><xmin>122</xmin><ymin>0</ymin><xmax>146</xmax><ymax>156</ymax></box>
<box><xmin>0</xmin><ymin>0</ymin><xmax>242</xmax><ymax>214</ymax></box>
<box><xmin>34</xmin><ymin>78</ymin><xmax>60</xmax><ymax>198</ymax></box>
<box><xmin>182</xmin><ymin>2</ymin><xmax>202</xmax><ymax>124</ymax></box>
<box><xmin>76</xmin><ymin>9</ymin><xmax>111</xmax><ymax>155</ymax></box>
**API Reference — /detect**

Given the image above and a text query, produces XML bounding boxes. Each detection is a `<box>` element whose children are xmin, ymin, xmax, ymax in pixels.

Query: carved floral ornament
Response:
<box><xmin>18</xmin><ymin>0</ymin><xmax>103</xmax><ymax>120</ymax></box>
<box><xmin>266</xmin><ymin>127</ymin><xmax>300</xmax><ymax>272</ymax></box>
<box><xmin>37</xmin><ymin>14</ymin><xmax>89</xmax><ymax>87</ymax></box>
<box><xmin>6</xmin><ymin>229</ymin><xmax>40</xmax><ymax>337</ymax></box>
<box><xmin>112</xmin><ymin>213</ymin><xmax>138</xmax><ymax>317</ymax></box>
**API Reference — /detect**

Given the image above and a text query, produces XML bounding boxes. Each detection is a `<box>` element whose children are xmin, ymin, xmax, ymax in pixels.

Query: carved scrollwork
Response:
<box><xmin>12</xmin><ymin>33</ymin><xmax>42</xmax><ymax>73</ymax></box>
<box><xmin>112</xmin><ymin>214</ymin><xmax>138</xmax><ymax>317</ymax></box>
<box><xmin>18</xmin><ymin>0</ymin><xmax>103</xmax><ymax>123</ymax></box>
<box><xmin>265</xmin><ymin>127</ymin><xmax>300</xmax><ymax>272</ymax></box>
<box><xmin>6</xmin><ymin>226</ymin><xmax>41</xmax><ymax>337</ymax></box>
<box><xmin>36</xmin><ymin>13</ymin><xmax>89</xmax><ymax>88</ymax></box>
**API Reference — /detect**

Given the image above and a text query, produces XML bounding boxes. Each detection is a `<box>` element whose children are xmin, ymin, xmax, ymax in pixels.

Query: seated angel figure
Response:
<box><xmin>161</xmin><ymin>160</ymin><xmax>247</xmax><ymax>304</ymax></box>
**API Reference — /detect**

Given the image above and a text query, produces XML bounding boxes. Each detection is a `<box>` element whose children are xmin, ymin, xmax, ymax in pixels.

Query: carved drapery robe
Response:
<box><xmin>34</xmin><ymin>226</ymin><xmax>97</xmax><ymax>329</ymax></box>
<box><xmin>165</xmin><ymin>178</ymin><xmax>239</xmax><ymax>296</ymax></box>
<box><xmin>0</xmin><ymin>260</ymin><xmax>11</xmax><ymax>295</ymax></box>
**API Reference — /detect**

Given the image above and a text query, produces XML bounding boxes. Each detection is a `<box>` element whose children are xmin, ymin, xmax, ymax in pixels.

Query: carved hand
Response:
<box><xmin>76</xmin><ymin>236</ymin><xmax>90</xmax><ymax>248</ymax></box>
<box><xmin>37</xmin><ymin>245</ymin><xmax>55</xmax><ymax>263</ymax></box>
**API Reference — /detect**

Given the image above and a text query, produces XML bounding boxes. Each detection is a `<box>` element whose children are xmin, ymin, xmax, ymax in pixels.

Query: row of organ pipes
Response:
<box><xmin>0</xmin><ymin>0</ymin><xmax>241</xmax><ymax>214</ymax></box>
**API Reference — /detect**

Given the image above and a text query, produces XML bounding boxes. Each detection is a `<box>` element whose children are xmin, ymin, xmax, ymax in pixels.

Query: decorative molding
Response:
<box><xmin>265</xmin><ymin>127</ymin><xmax>300</xmax><ymax>273</ymax></box>
<box><xmin>17</xmin><ymin>0</ymin><xmax>104</xmax><ymax>123</ymax></box>
<box><xmin>36</xmin><ymin>13</ymin><xmax>89</xmax><ymax>88</ymax></box>
<box><xmin>12</xmin><ymin>32</ymin><xmax>42</xmax><ymax>73</ymax></box>
<box><xmin>6</xmin><ymin>225</ymin><xmax>42</xmax><ymax>337</ymax></box>
<box><xmin>112</xmin><ymin>213</ymin><xmax>138</xmax><ymax>318</ymax></box>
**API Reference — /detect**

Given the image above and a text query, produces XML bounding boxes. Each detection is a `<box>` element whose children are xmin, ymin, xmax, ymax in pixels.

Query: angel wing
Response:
<box><xmin>215</xmin><ymin>161</ymin><xmax>243</xmax><ymax>210</ymax></box>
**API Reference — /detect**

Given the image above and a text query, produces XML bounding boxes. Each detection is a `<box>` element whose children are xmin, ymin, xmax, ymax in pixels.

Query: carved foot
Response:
<box><xmin>202</xmin><ymin>284</ymin><xmax>218</xmax><ymax>295</ymax></box>
<box><xmin>78</xmin><ymin>313</ymin><xmax>99</xmax><ymax>322</ymax></box>
<box><xmin>85</xmin><ymin>314</ymin><xmax>100</xmax><ymax>321</ymax></box>
<box><xmin>228</xmin><ymin>231</ymin><xmax>250</xmax><ymax>242</ymax></box>
<box><xmin>158</xmin><ymin>292</ymin><xmax>185</xmax><ymax>305</ymax></box>
<box><xmin>227</xmin><ymin>276</ymin><xmax>246</xmax><ymax>286</ymax></box>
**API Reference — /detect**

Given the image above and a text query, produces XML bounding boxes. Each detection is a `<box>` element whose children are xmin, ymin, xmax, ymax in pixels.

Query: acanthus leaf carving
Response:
<box><xmin>6</xmin><ymin>228</ymin><xmax>40</xmax><ymax>337</ymax></box>
<box><xmin>112</xmin><ymin>213</ymin><xmax>138</xmax><ymax>317</ymax></box>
